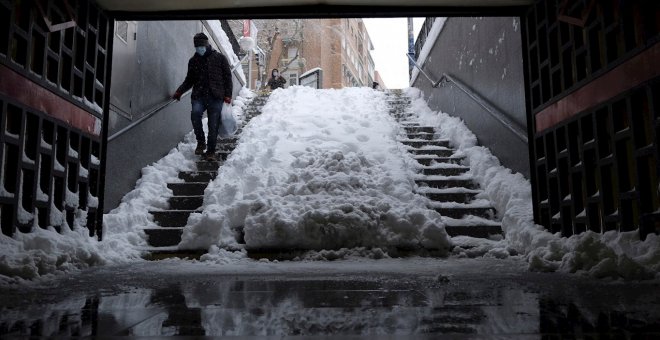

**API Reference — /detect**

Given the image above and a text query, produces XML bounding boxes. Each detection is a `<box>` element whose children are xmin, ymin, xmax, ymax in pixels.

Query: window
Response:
<box><xmin>288</xmin><ymin>73</ymin><xmax>298</xmax><ymax>86</ymax></box>
<box><xmin>287</xmin><ymin>47</ymin><xmax>298</xmax><ymax>59</ymax></box>
<box><xmin>116</xmin><ymin>21</ymin><xmax>128</xmax><ymax>44</ymax></box>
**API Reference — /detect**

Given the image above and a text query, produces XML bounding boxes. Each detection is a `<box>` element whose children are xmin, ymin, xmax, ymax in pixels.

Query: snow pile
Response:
<box><xmin>0</xmin><ymin>215</ymin><xmax>106</xmax><ymax>283</ymax></box>
<box><xmin>407</xmin><ymin>87</ymin><xmax>660</xmax><ymax>279</ymax></box>
<box><xmin>181</xmin><ymin>86</ymin><xmax>450</xmax><ymax>256</ymax></box>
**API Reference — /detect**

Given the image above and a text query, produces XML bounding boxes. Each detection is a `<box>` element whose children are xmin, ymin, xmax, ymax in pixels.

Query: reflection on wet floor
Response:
<box><xmin>2</xmin><ymin>278</ymin><xmax>659</xmax><ymax>337</ymax></box>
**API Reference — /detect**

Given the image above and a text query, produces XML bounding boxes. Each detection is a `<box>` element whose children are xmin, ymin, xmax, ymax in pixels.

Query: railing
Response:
<box><xmin>407</xmin><ymin>54</ymin><xmax>528</xmax><ymax>144</ymax></box>
<box><xmin>108</xmin><ymin>90</ymin><xmax>190</xmax><ymax>142</ymax></box>
<box><xmin>107</xmin><ymin>51</ymin><xmax>249</xmax><ymax>143</ymax></box>
<box><xmin>414</xmin><ymin>17</ymin><xmax>436</xmax><ymax>60</ymax></box>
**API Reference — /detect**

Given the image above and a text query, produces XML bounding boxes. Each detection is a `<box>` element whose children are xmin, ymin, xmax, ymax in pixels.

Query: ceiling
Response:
<box><xmin>96</xmin><ymin>0</ymin><xmax>535</xmax><ymax>19</ymax></box>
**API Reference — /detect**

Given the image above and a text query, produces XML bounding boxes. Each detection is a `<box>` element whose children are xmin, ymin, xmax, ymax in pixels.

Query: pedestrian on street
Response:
<box><xmin>172</xmin><ymin>32</ymin><xmax>233</xmax><ymax>162</ymax></box>
<box><xmin>267</xmin><ymin>68</ymin><xmax>287</xmax><ymax>91</ymax></box>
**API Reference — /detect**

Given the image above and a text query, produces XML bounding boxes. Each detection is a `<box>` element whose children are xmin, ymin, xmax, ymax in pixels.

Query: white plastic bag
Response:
<box><xmin>218</xmin><ymin>102</ymin><xmax>237</xmax><ymax>137</ymax></box>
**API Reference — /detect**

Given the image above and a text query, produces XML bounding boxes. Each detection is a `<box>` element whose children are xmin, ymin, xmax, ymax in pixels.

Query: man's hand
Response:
<box><xmin>172</xmin><ymin>92</ymin><xmax>182</xmax><ymax>101</ymax></box>
<box><xmin>224</xmin><ymin>97</ymin><xmax>232</xmax><ymax>104</ymax></box>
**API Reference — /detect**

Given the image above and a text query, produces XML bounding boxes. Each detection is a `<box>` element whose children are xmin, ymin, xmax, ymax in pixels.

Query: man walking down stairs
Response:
<box><xmin>142</xmin><ymin>94</ymin><xmax>269</xmax><ymax>259</ymax></box>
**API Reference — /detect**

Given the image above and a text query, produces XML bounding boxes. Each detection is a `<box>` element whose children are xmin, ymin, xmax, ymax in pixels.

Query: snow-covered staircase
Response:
<box><xmin>142</xmin><ymin>94</ymin><xmax>268</xmax><ymax>259</ymax></box>
<box><xmin>387</xmin><ymin>90</ymin><xmax>503</xmax><ymax>239</ymax></box>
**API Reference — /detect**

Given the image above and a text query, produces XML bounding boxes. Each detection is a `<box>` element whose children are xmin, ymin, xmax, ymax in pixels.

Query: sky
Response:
<box><xmin>364</xmin><ymin>18</ymin><xmax>427</xmax><ymax>89</ymax></box>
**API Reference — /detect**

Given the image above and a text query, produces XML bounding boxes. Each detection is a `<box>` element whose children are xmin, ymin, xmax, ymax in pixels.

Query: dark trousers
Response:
<box><xmin>191</xmin><ymin>97</ymin><xmax>223</xmax><ymax>153</ymax></box>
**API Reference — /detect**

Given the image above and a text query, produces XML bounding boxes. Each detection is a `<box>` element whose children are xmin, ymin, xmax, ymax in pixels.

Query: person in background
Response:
<box><xmin>267</xmin><ymin>68</ymin><xmax>287</xmax><ymax>90</ymax></box>
<box><xmin>172</xmin><ymin>32</ymin><xmax>232</xmax><ymax>161</ymax></box>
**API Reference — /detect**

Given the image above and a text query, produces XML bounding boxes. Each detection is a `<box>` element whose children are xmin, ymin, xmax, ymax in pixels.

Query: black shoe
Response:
<box><xmin>195</xmin><ymin>142</ymin><xmax>206</xmax><ymax>155</ymax></box>
<box><xmin>203</xmin><ymin>152</ymin><xmax>217</xmax><ymax>162</ymax></box>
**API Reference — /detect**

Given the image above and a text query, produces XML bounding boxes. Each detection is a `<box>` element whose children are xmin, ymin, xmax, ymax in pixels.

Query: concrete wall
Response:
<box><xmin>412</xmin><ymin>17</ymin><xmax>530</xmax><ymax>178</ymax></box>
<box><xmin>104</xmin><ymin>21</ymin><xmax>242</xmax><ymax>212</ymax></box>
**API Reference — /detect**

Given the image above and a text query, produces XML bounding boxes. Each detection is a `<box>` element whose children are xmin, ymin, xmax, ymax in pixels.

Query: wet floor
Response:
<box><xmin>1</xmin><ymin>257</ymin><xmax>659</xmax><ymax>338</ymax></box>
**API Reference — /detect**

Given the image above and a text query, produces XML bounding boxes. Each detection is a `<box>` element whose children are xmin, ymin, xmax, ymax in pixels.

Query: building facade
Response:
<box><xmin>228</xmin><ymin>19</ymin><xmax>379</xmax><ymax>90</ymax></box>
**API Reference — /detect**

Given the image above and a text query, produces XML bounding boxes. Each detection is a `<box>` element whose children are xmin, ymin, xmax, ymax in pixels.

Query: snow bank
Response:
<box><xmin>0</xmin><ymin>214</ymin><xmax>105</xmax><ymax>283</ymax></box>
<box><xmin>407</xmin><ymin>87</ymin><xmax>660</xmax><ymax>279</ymax></box>
<box><xmin>181</xmin><ymin>86</ymin><xmax>450</xmax><ymax>254</ymax></box>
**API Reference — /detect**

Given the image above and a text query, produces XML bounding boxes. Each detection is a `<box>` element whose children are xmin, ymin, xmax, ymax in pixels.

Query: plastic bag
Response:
<box><xmin>218</xmin><ymin>102</ymin><xmax>237</xmax><ymax>137</ymax></box>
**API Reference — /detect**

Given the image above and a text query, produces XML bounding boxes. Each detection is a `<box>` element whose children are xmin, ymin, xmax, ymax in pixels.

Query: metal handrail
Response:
<box><xmin>108</xmin><ymin>89</ymin><xmax>190</xmax><ymax>142</ymax></box>
<box><xmin>407</xmin><ymin>54</ymin><xmax>528</xmax><ymax>144</ymax></box>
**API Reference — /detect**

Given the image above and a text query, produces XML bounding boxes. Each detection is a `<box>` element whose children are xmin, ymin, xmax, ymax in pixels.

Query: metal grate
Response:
<box><xmin>0</xmin><ymin>0</ymin><xmax>109</xmax><ymax>114</ymax></box>
<box><xmin>0</xmin><ymin>96</ymin><xmax>102</xmax><ymax>236</ymax></box>
<box><xmin>524</xmin><ymin>0</ymin><xmax>660</xmax><ymax>239</ymax></box>
<box><xmin>0</xmin><ymin>0</ymin><xmax>110</xmax><ymax>238</ymax></box>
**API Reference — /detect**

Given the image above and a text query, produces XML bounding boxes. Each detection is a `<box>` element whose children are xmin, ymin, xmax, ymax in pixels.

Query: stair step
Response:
<box><xmin>416</xmin><ymin>179</ymin><xmax>477</xmax><ymax>189</ymax></box>
<box><xmin>217</xmin><ymin>143</ymin><xmax>236</xmax><ymax>151</ymax></box>
<box><xmin>151</xmin><ymin>210</ymin><xmax>199</xmax><ymax>227</ymax></box>
<box><xmin>144</xmin><ymin>228</ymin><xmax>183</xmax><ymax>247</ymax></box>
<box><xmin>406</xmin><ymin>133</ymin><xmax>435</xmax><ymax>140</ymax></box>
<box><xmin>424</xmin><ymin>192</ymin><xmax>478</xmax><ymax>203</ymax></box>
<box><xmin>168</xmin><ymin>195</ymin><xmax>204</xmax><ymax>210</ymax></box>
<box><xmin>445</xmin><ymin>225</ymin><xmax>503</xmax><ymax>238</ymax></box>
<box><xmin>415</xmin><ymin>157</ymin><xmax>463</xmax><ymax>166</ymax></box>
<box><xmin>404</xmin><ymin>126</ymin><xmax>434</xmax><ymax>134</ymax></box>
<box><xmin>179</xmin><ymin>171</ymin><xmax>216</xmax><ymax>183</ymax></box>
<box><xmin>214</xmin><ymin>150</ymin><xmax>231</xmax><ymax>160</ymax></box>
<box><xmin>168</xmin><ymin>182</ymin><xmax>208</xmax><ymax>196</ymax></box>
<box><xmin>433</xmin><ymin>207</ymin><xmax>496</xmax><ymax>219</ymax></box>
<box><xmin>409</xmin><ymin>149</ymin><xmax>455</xmax><ymax>157</ymax></box>
<box><xmin>219</xmin><ymin>137</ymin><xmax>239</xmax><ymax>144</ymax></box>
<box><xmin>401</xmin><ymin>140</ymin><xmax>450</xmax><ymax>148</ymax></box>
<box><xmin>420</xmin><ymin>167</ymin><xmax>470</xmax><ymax>176</ymax></box>
<box><xmin>196</xmin><ymin>161</ymin><xmax>221</xmax><ymax>172</ymax></box>
<box><xmin>143</xmin><ymin>248</ymin><xmax>207</xmax><ymax>261</ymax></box>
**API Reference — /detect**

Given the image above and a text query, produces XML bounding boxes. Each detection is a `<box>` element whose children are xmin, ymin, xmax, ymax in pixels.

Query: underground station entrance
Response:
<box><xmin>1</xmin><ymin>0</ymin><xmax>660</xmax><ymax>337</ymax></box>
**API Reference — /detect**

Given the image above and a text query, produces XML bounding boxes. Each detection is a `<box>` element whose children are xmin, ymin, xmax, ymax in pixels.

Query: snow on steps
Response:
<box><xmin>142</xmin><ymin>94</ymin><xmax>268</xmax><ymax>258</ymax></box>
<box><xmin>388</xmin><ymin>91</ymin><xmax>503</xmax><ymax>241</ymax></box>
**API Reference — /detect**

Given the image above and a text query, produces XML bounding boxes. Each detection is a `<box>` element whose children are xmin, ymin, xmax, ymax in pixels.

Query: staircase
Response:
<box><xmin>387</xmin><ymin>90</ymin><xmax>503</xmax><ymax>239</ymax></box>
<box><xmin>142</xmin><ymin>94</ymin><xmax>268</xmax><ymax>259</ymax></box>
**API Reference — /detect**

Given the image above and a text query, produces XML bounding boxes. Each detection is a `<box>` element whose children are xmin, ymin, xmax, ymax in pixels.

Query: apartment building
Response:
<box><xmin>228</xmin><ymin>19</ymin><xmax>380</xmax><ymax>90</ymax></box>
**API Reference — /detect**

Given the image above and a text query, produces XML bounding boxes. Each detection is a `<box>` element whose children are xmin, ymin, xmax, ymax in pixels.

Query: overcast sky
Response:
<box><xmin>364</xmin><ymin>18</ymin><xmax>426</xmax><ymax>89</ymax></box>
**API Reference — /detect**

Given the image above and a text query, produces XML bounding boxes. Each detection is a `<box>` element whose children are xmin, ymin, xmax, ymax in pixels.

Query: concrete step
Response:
<box><xmin>406</xmin><ymin>132</ymin><xmax>435</xmax><ymax>140</ymax></box>
<box><xmin>409</xmin><ymin>149</ymin><xmax>455</xmax><ymax>157</ymax></box>
<box><xmin>404</xmin><ymin>126</ymin><xmax>434</xmax><ymax>134</ymax></box>
<box><xmin>143</xmin><ymin>248</ymin><xmax>207</xmax><ymax>261</ymax></box>
<box><xmin>387</xmin><ymin>100</ymin><xmax>411</xmax><ymax>105</ymax></box>
<box><xmin>424</xmin><ymin>192</ymin><xmax>478</xmax><ymax>203</ymax></box>
<box><xmin>196</xmin><ymin>161</ymin><xmax>221</xmax><ymax>172</ymax></box>
<box><xmin>179</xmin><ymin>171</ymin><xmax>216</xmax><ymax>183</ymax></box>
<box><xmin>144</xmin><ymin>228</ymin><xmax>183</xmax><ymax>247</ymax></box>
<box><xmin>401</xmin><ymin>140</ymin><xmax>450</xmax><ymax>148</ymax></box>
<box><xmin>415</xmin><ymin>157</ymin><xmax>464</xmax><ymax>166</ymax></box>
<box><xmin>433</xmin><ymin>207</ymin><xmax>496</xmax><ymax>219</ymax></box>
<box><xmin>445</xmin><ymin>225</ymin><xmax>503</xmax><ymax>238</ymax></box>
<box><xmin>168</xmin><ymin>182</ymin><xmax>208</xmax><ymax>196</ymax></box>
<box><xmin>416</xmin><ymin>179</ymin><xmax>477</xmax><ymax>189</ymax></box>
<box><xmin>168</xmin><ymin>195</ymin><xmax>203</xmax><ymax>210</ymax></box>
<box><xmin>420</xmin><ymin>167</ymin><xmax>470</xmax><ymax>176</ymax></box>
<box><xmin>151</xmin><ymin>210</ymin><xmax>199</xmax><ymax>227</ymax></box>
<box><xmin>218</xmin><ymin>137</ymin><xmax>238</xmax><ymax>144</ymax></box>
<box><xmin>217</xmin><ymin>143</ymin><xmax>236</xmax><ymax>151</ymax></box>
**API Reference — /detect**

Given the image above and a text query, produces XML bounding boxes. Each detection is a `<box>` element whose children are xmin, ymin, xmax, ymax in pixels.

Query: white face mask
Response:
<box><xmin>195</xmin><ymin>46</ymin><xmax>206</xmax><ymax>56</ymax></box>
<box><xmin>273</xmin><ymin>72</ymin><xmax>279</xmax><ymax>77</ymax></box>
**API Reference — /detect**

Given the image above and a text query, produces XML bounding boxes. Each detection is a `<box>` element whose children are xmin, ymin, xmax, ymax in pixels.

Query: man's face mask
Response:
<box><xmin>195</xmin><ymin>46</ymin><xmax>206</xmax><ymax>56</ymax></box>
<box><xmin>273</xmin><ymin>72</ymin><xmax>279</xmax><ymax>77</ymax></box>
